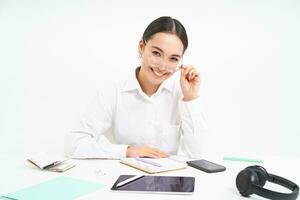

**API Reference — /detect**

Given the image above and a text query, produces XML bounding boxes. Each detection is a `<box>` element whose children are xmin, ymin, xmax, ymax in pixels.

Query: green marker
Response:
<box><xmin>223</xmin><ymin>156</ymin><xmax>263</xmax><ymax>163</ymax></box>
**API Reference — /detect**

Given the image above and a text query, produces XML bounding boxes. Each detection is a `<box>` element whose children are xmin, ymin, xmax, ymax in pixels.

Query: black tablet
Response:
<box><xmin>111</xmin><ymin>175</ymin><xmax>195</xmax><ymax>194</ymax></box>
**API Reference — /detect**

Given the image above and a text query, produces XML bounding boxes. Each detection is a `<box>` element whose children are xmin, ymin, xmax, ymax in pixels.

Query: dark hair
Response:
<box><xmin>142</xmin><ymin>16</ymin><xmax>188</xmax><ymax>53</ymax></box>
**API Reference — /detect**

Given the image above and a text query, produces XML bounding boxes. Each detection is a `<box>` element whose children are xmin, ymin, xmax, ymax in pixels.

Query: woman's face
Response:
<box><xmin>138</xmin><ymin>32</ymin><xmax>184</xmax><ymax>86</ymax></box>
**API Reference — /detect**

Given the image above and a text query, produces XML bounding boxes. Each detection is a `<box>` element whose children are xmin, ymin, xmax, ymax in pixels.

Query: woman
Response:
<box><xmin>65</xmin><ymin>16</ymin><xmax>208</xmax><ymax>159</ymax></box>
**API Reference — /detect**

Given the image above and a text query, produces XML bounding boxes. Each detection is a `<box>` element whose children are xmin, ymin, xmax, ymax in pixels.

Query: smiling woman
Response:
<box><xmin>137</xmin><ymin>32</ymin><xmax>185</xmax><ymax>95</ymax></box>
<box><xmin>65</xmin><ymin>16</ymin><xmax>208</xmax><ymax>159</ymax></box>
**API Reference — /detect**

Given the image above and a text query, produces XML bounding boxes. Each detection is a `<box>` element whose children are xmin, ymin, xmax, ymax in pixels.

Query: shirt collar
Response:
<box><xmin>121</xmin><ymin>67</ymin><xmax>174</xmax><ymax>94</ymax></box>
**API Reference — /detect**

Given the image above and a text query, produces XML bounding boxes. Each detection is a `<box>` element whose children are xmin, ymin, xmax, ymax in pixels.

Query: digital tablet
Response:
<box><xmin>111</xmin><ymin>175</ymin><xmax>195</xmax><ymax>194</ymax></box>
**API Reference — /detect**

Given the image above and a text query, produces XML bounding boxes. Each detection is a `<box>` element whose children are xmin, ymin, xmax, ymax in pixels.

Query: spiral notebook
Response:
<box><xmin>120</xmin><ymin>157</ymin><xmax>187</xmax><ymax>174</ymax></box>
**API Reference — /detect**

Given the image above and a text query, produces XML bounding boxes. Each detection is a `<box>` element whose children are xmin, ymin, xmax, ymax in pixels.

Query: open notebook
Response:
<box><xmin>27</xmin><ymin>152</ymin><xmax>76</xmax><ymax>172</ymax></box>
<box><xmin>120</xmin><ymin>157</ymin><xmax>187</xmax><ymax>174</ymax></box>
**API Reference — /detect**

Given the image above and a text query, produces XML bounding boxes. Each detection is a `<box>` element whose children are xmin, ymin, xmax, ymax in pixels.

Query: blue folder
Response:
<box><xmin>1</xmin><ymin>176</ymin><xmax>105</xmax><ymax>200</ymax></box>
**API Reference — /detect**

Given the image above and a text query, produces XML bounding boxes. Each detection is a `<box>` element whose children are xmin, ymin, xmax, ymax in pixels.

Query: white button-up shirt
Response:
<box><xmin>65</xmin><ymin>67</ymin><xmax>209</xmax><ymax>159</ymax></box>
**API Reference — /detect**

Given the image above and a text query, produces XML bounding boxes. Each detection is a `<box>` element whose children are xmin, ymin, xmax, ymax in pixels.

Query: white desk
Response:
<box><xmin>1</xmin><ymin>154</ymin><xmax>299</xmax><ymax>200</ymax></box>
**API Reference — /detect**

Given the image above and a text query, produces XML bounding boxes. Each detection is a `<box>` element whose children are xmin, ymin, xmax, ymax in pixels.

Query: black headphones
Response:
<box><xmin>236</xmin><ymin>165</ymin><xmax>299</xmax><ymax>200</ymax></box>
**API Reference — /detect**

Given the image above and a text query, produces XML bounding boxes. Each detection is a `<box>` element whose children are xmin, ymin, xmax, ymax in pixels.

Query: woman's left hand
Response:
<box><xmin>180</xmin><ymin>65</ymin><xmax>201</xmax><ymax>101</ymax></box>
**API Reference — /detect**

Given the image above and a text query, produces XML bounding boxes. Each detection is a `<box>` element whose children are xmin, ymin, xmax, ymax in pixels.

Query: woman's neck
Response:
<box><xmin>136</xmin><ymin>67</ymin><xmax>159</xmax><ymax>96</ymax></box>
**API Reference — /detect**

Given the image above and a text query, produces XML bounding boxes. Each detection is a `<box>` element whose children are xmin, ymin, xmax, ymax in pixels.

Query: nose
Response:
<box><xmin>158</xmin><ymin>59</ymin><xmax>168</xmax><ymax>71</ymax></box>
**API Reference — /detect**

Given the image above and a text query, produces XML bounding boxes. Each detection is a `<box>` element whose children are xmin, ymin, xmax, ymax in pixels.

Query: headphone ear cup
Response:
<box><xmin>245</xmin><ymin>166</ymin><xmax>268</xmax><ymax>187</ymax></box>
<box><xmin>236</xmin><ymin>169</ymin><xmax>260</xmax><ymax>196</ymax></box>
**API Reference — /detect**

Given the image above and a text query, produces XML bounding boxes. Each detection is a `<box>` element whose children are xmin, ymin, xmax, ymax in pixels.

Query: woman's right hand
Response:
<box><xmin>126</xmin><ymin>145</ymin><xmax>169</xmax><ymax>158</ymax></box>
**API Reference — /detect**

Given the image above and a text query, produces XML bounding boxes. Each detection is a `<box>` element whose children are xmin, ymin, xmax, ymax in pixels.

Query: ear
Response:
<box><xmin>138</xmin><ymin>39</ymin><xmax>145</xmax><ymax>56</ymax></box>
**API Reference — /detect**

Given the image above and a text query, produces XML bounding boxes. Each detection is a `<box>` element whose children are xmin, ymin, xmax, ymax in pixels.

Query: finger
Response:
<box><xmin>181</xmin><ymin>65</ymin><xmax>193</xmax><ymax>70</ymax></box>
<box><xmin>181</xmin><ymin>66</ymin><xmax>192</xmax><ymax>76</ymax></box>
<box><xmin>147</xmin><ymin>148</ymin><xmax>168</xmax><ymax>158</ymax></box>
<box><xmin>135</xmin><ymin>146</ymin><xmax>155</xmax><ymax>158</ymax></box>
<box><xmin>150</xmin><ymin>147</ymin><xmax>168</xmax><ymax>155</ymax></box>
<box><xmin>186</xmin><ymin>70</ymin><xmax>194</xmax><ymax>81</ymax></box>
<box><xmin>186</xmin><ymin>66</ymin><xmax>198</xmax><ymax>78</ymax></box>
<box><xmin>155</xmin><ymin>150</ymin><xmax>169</xmax><ymax>158</ymax></box>
<box><xmin>185</xmin><ymin>67</ymin><xmax>192</xmax><ymax>76</ymax></box>
<box><xmin>193</xmin><ymin>75</ymin><xmax>200</xmax><ymax>83</ymax></box>
<box><xmin>180</xmin><ymin>67</ymin><xmax>185</xmax><ymax>77</ymax></box>
<box><xmin>150</xmin><ymin>152</ymin><xmax>167</xmax><ymax>158</ymax></box>
<box><xmin>142</xmin><ymin>148</ymin><xmax>160</xmax><ymax>158</ymax></box>
<box><xmin>146</xmin><ymin>150</ymin><xmax>166</xmax><ymax>158</ymax></box>
<box><xmin>148</xmin><ymin>150</ymin><xmax>167</xmax><ymax>158</ymax></box>
<box><xmin>181</xmin><ymin>66</ymin><xmax>199</xmax><ymax>82</ymax></box>
<box><xmin>191</xmin><ymin>73</ymin><xmax>198</xmax><ymax>81</ymax></box>
<box><xmin>187</xmin><ymin>67</ymin><xmax>199</xmax><ymax>80</ymax></box>
<box><xmin>188</xmin><ymin>69</ymin><xmax>199</xmax><ymax>81</ymax></box>
<box><xmin>152</xmin><ymin>150</ymin><xmax>168</xmax><ymax>158</ymax></box>
<box><xmin>180</xmin><ymin>68</ymin><xmax>188</xmax><ymax>82</ymax></box>
<box><xmin>193</xmin><ymin>69</ymin><xmax>201</xmax><ymax>82</ymax></box>
<box><xmin>187</xmin><ymin>67</ymin><xmax>197</xmax><ymax>75</ymax></box>
<box><xmin>188</xmin><ymin>71</ymin><xmax>193</xmax><ymax>81</ymax></box>
<box><xmin>142</xmin><ymin>152</ymin><xmax>158</xmax><ymax>158</ymax></box>
<box><xmin>180</xmin><ymin>68</ymin><xmax>190</xmax><ymax>81</ymax></box>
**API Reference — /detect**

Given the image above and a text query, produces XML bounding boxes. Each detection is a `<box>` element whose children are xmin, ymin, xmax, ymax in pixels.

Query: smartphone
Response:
<box><xmin>186</xmin><ymin>159</ymin><xmax>226</xmax><ymax>173</ymax></box>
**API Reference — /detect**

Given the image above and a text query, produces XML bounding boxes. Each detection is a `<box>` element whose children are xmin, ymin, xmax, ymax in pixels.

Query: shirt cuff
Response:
<box><xmin>109</xmin><ymin>144</ymin><xmax>128</xmax><ymax>159</ymax></box>
<box><xmin>178</xmin><ymin>97</ymin><xmax>204</xmax><ymax>117</ymax></box>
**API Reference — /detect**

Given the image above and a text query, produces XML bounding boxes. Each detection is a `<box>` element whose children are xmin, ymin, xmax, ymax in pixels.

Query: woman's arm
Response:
<box><xmin>178</xmin><ymin>66</ymin><xmax>209</xmax><ymax>158</ymax></box>
<box><xmin>178</xmin><ymin>98</ymin><xmax>209</xmax><ymax>158</ymax></box>
<box><xmin>64</xmin><ymin>86</ymin><xmax>128</xmax><ymax>159</ymax></box>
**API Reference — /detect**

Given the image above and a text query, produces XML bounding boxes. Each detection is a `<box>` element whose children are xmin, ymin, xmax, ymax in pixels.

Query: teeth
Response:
<box><xmin>152</xmin><ymin>69</ymin><xmax>164</xmax><ymax>77</ymax></box>
<box><xmin>154</xmin><ymin>71</ymin><xmax>164</xmax><ymax>77</ymax></box>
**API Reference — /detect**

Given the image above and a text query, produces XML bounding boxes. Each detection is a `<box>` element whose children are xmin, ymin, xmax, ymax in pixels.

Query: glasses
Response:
<box><xmin>149</xmin><ymin>56</ymin><xmax>183</xmax><ymax>73</ymax></box>
<box><xmin>144</xmin><ymin>40</ymin><xmax>183</xmax><ymax>73</ymax></box>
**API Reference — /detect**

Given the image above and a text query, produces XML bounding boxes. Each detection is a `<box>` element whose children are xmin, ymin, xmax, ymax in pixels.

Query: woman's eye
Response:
<box><xmin>152</xmin><ymin>51</ymin><xmax>161</xmax><ymax>57</ymax></box>
<box><xmin>170</xmin><ymin>57</ymin><xmax>178</xmax><ymax>62</ymax></box>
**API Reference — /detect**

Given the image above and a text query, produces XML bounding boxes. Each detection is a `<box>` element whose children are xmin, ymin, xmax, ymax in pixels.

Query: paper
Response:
<box><xmin>27</xmin><ymin>152</ymin><xmax>65</xmax><ymax>169</ymax></box>
<box><xmin>1</xmin><ymin>176</ymin><xmax>105</xmax><ymax>200</ymax></box>
<box><xmin>27</xmin><ymin>152</ymin><xmax>76</xmax><ymax>172</ymax></box>
<box><xmin>47</xmin><ymin>161</ymin><xmax>76</xmax><ymax>172</ymax></box>
<box><xmin>120</xmin><ymin>157</ymin><xmax>187</xmax><ymax>174</ymax></box>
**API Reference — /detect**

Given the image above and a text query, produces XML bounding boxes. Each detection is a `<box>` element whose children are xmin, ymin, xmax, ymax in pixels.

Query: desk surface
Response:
<box><xmin>1</xmin><ymin>154</ymin><xmax>299</xmax><ymax>200</ymax></box>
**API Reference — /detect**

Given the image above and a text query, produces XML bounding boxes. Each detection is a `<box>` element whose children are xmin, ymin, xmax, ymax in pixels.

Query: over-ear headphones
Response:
<box><xmin>236</xmin><ymin>165</ymin><xmax>299</xmax><ymax>200</ymax></box>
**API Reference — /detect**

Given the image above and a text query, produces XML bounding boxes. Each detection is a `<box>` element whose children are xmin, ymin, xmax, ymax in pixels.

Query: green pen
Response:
<box><xmin>223</xmin><ymin>156</ymin><xmax>263</xmax><ymax>163</ymax></box>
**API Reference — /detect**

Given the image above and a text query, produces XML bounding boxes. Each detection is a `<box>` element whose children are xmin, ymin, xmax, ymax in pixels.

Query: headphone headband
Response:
<box><xmin>236</xmin><ymin>166</ymin><xmax>299</xmax><ymax>200</ymax></box>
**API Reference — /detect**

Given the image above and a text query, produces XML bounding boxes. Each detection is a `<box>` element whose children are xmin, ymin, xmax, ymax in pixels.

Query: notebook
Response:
<box><xmin>120</xmin><ymin>157</ymin><xmax>187</xmax><ymax>174</ymax></box>
<box><xmin>27</xmin><ymin>152</ymin><xmax>76</xmax><ymax>172</ymax></box>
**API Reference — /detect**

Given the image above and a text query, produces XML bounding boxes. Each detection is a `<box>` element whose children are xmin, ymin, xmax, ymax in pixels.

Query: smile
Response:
<box><xmin>150</xmin><ymin>67</ymin><xmax>168</xmax><ymax>77</ymax></box>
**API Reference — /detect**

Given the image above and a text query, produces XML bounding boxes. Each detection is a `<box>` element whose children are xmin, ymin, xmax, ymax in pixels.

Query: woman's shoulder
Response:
<box><xmin>95</xmin><ymin>73</ymin><xmax>133</xmax><ymax>98</ymax></box>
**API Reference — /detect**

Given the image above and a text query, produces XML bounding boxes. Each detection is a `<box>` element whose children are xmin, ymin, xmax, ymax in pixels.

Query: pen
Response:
<box><xmin>135</xmin><ymin>157</ymin><xmax>162</xmax><ymax>167</ymax></box>
<box><xmin>116</xmin><ymin>175</ymin><xmax>144</xmax><ymax>188</ymax></box>
<box><xmin>223</xmin><ymin>156</ymin><xmax>263</xmax><ymax>163</ymax></box>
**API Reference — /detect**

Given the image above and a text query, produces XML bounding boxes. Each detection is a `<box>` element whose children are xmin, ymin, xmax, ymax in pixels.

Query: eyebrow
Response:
<box><xmin>151</xmin><ymin>46</ymin><xmax>181</xmax><ymax>58</ymax></box>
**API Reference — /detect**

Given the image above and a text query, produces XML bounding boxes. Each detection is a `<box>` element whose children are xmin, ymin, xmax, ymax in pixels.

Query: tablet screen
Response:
<box><xmin>111</xmin><ymin>175</ymin><xmax>195</xmax><ymax>194</ymax></box>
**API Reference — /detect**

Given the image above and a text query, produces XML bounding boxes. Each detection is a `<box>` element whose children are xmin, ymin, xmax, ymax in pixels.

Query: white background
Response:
<box><xmin>1</xmin><ymin>0</ymin><xmax>299</xmax><ymax>158</ymax></box>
